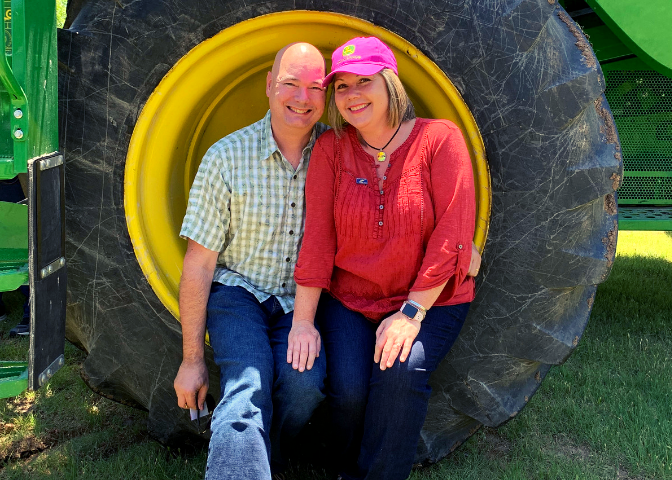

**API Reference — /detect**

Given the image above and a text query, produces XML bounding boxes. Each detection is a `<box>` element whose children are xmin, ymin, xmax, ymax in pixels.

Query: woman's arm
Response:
<box><xmin>290</xmin><ymin>133</ymin><xmax>338</xmax><ymax>372</ymax></box>
<box><xmin>287</xmin><ymin>285</ymin><xmax>323</xmax><ymax>372</ymax></box>
<box><xmin>411</xmin><ymin>121</ymin><xmax>476</xmax><ymax>298</ymax></box>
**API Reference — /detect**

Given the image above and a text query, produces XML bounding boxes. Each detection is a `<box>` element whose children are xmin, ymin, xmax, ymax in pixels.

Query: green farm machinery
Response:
<box><xmin>0</xmin><ymin>0</ymin><xmax>670</xmax><ymax>463</ymax></box>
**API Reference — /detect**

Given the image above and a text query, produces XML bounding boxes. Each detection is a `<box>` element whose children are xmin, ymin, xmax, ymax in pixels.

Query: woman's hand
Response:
<box><xmin>468</xmin><ymin>242</ymin><xmax>482</xmax><ymax>277</ymax></box>
<box><xmin>287</xmin><ymin>319</ymin><xmax>322</xmax><ymax>372</ymax></box>
<box><xmin>374</xmin><ymin>311</ymin><xmax>421</xmax><ymax>370</ymax></box>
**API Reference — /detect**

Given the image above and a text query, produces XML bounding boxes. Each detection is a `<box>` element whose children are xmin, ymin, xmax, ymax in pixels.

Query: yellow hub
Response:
<box><xmin>125</xmin><ymin>11</ymin><xmax>491</xmax><ymax>319</ymax></box>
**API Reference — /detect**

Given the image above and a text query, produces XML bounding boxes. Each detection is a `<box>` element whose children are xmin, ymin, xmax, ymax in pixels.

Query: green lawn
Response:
<box><xmin>1</xmin><ymin>231</ymin><xmax>671</xmax><ymax>479</ymax></box>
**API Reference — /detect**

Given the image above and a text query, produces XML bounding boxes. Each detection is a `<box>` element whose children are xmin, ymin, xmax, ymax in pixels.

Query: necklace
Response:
<box><xmin>360</xmin><ymin>122</ymin><xmax>403</xmax><ymax>162</ymax></box>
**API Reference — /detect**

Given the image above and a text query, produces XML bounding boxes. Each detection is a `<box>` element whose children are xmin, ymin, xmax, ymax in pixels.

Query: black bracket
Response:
<box><xmin>27</xmin><ymin>152</ymin><xmax>66</xmax><ymax>391</ymax></box>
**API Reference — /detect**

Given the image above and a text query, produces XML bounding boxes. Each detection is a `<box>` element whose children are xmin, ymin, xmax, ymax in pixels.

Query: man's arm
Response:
<box><xmin>174</xmin><ymin>239</ymin><xmax>219</xmax><ymax>411</ymax></box>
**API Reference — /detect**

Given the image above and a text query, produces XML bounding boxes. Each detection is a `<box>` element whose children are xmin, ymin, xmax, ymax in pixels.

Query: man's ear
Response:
<box><xmin>266</xmin><ymin>71</ymin><xmax>272</xmax><ymax>98</ymax></box>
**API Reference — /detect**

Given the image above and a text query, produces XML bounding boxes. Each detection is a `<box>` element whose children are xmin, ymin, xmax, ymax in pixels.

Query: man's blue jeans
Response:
<box><xmin>205</xmin><ymin>284</ymin><xmax>327</xmax><ymax>480</ymax></box>
<box><xmin>318</xmin><ymin>294</ymin><xmax>469</xmax><ymax>480</ymax></box>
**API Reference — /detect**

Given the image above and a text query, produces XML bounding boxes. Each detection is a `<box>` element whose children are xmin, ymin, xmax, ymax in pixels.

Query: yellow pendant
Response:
<box><xmin>377</xmin><ymin>151</ymin><xmax>386</xmax><ymax>162</ymax></box>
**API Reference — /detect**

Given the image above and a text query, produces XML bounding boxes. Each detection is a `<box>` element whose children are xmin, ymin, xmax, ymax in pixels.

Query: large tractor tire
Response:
<box><xmin>58</xmin><ymin>0</ymin><xmax>621</xmax><ymax>462</ymax></box>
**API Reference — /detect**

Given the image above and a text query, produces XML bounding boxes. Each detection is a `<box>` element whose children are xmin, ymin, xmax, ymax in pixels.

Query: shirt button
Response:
<box><xmin>282</xmin><ymin>282</ymin><xmax>287</xmax><ymax>288</ymax></box>
<box><xmin>458</xmin><ymin>244</ymin><xmax>463</xmax><ymax>249</ymax></box>
<box><xmin>291</xmin><ymin>202</ymin><xmax>296</xmax><ymax>207</ymax></box>
<box><xmin>285</xmin><ymin>257</ymin><xmax>291</xmax><ymax>262</ymax></box>
<box><xmin>379</xmin><ymin>205</ymin><xmax>384</xmax><ymax>210</ymax></box>
<box><xmin>383</xmin><ymin>176</ymin><xmax>387</xmax><ymax>180</ymax></box>
<box><xmin>378</xmin><ymin>221</ymin><xmax>383</xmax><ymax>226</ymax></box>
<box><xmin>289</xmin><ymin>230</ymin><xmax>294</xmax><ymax>235</ymax></box>
<box><xmin>293</xmin><ymin>175</ymin><xmax>297</xmax><ymax>180</ymax></box>
<box><xmin>380</xmin><ymin>190</ymin><xmax>384</xmax><ymax>195</ymax></box>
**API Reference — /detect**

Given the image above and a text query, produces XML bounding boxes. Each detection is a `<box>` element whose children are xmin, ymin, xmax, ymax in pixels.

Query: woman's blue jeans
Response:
<box><xmin>318</xmin><ymin>294</ymin><xmax>469</xmax><ymax>480</ymax></box>
<box><xmin>205</xmin><ymin>284</ymin><xmax>327</xmax><ymax>480</ymax></box>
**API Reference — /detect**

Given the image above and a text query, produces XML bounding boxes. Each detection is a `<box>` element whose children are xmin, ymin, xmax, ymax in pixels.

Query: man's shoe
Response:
<box><xmin>9</xmin><ymin>319</ymin><xmax>29</xmax><ymax>338</ymax></box>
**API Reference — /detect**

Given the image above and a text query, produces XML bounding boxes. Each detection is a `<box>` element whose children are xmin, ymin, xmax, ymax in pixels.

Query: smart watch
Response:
<box><xmin>400</xmin><ymin>300</ymin><xmax>427</xmax><ymax>322</ymax></box>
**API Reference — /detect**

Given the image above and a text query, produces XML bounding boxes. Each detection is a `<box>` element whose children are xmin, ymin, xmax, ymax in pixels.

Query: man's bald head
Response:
<box><xmin>271</xmin><ymin>43</ymin><xmax>326</xmax><ymax>80</ymax></box>
<box><xmin>266</xmin><ymin>42</ymin><xmax>326</xmax><ymax>137</ymax></box>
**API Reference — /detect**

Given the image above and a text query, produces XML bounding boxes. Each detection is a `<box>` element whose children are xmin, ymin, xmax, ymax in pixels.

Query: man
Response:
<box><xmin>173</xmin><ymin>43</ymin><xmax>328</xmax><ymax>480</ymax></box>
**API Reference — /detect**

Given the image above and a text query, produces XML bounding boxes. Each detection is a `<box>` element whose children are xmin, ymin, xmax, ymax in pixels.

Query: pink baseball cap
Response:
<box><xmin>322</xmin><ymin>37</ymin><xmax>398</xmax><ymax>87</ymax></box>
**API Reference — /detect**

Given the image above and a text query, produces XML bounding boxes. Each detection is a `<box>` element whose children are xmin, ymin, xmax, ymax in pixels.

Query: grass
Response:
<box><xmin>1</xmin><ymin>231</ymin><xmax>671</xmax><ymax>479</ymax></box>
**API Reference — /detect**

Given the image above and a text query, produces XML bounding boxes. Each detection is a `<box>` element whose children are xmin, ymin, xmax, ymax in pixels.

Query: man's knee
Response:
<box><xmin>275</xmin><ymin>359</ymin><xmax>326</xmax><ymax>408</ymax></box>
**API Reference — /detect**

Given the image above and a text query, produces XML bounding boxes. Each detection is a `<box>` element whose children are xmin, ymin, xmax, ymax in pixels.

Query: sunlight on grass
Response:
<box><xmin>616</xmin><ymin>231</ymin><xmax>672</xmax><ymax>259</ymax></box>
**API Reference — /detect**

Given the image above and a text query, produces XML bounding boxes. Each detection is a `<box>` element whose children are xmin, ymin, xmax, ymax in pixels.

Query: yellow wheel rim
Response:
<box><xmin>125</xmin><ymin>11</ymin><xmax>491</xmax><ymax>319</ymax></box>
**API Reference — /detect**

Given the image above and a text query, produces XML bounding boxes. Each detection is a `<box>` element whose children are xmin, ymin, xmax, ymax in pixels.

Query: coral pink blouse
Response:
<box><xmin>295</xmin><ymin>118</ymin><xmax>476</xmax><ymax>322</ymax></box>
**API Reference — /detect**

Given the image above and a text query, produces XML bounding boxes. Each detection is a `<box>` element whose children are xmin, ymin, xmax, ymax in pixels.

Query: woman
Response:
<box><xmin>288</xmin><ymin>37</ymin><xmax>479</xmax><ymax>480</ymax></box>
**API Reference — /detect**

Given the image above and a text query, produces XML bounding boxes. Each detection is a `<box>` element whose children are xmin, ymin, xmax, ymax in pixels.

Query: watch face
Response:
<box><xmin>401</xmin><ymin>303</ymin><xmax>418</xmax><ymax>318</ymax></box>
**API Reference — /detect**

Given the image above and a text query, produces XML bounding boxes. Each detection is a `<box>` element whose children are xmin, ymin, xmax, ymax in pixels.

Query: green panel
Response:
<box><xmin>585</xmin><ymin>0</ymin><xmax>672</xmax><ymax>78</ymax></box>
<box><xmin>0</xmin><ymin>0</ymin><xmax>58</xmax><ymax>179</ymax></box>
<box><xmin>0</xmin><ymin>200</ymin><xmax>27</xmax><ymax>291</ymax></box>
<box><xmin>604</xmin><ymin>67</ymin><xmax>672</xmax><ymax>206</ymax></box>
<box><xmin>618</xmin><ymin>207</ymin><xmax>672</xmax><ymax>231</ymax></box>
<box><xmin>0</xmin><ymin>361</ymin><xmax>28</xmax><ymax>399</ymax></box>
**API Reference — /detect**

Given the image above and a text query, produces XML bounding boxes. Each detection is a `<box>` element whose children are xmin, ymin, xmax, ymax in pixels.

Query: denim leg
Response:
<box><xmin>318</xmin><ymin>295</ymin><xmax>377</xmax><ymax>476</ymax></box>
<box><xmin>350</xmin><ymin>303</ymin><xmax>470</xmax><ymax>480</ymax></box>
<box><xmin>205</xmin><ymin>284</ymin><xmax>275</xmax><ymax>480</ymax></box>
<box><xmin>269</xmin><ymin>308</ymin><xmax>327</xmax><ymax>469</ymax></box>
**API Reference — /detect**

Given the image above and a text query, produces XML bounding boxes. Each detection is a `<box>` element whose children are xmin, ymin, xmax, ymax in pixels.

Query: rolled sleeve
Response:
<box><xmin>411</xmin><ymin>122</ymin><xmax>475</xmax><ymax>296</ymax></box>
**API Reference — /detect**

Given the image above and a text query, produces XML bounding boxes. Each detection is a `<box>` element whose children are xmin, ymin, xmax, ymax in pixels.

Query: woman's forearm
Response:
<box><xmin>407</xmin><ymin>281</ymin><xmax>448</xmax><ymax>312</ymax></box>
<box><xmin>293</xmin><ymin>284</ymin><xmax>322</xmax><ymax>324</ymax></box>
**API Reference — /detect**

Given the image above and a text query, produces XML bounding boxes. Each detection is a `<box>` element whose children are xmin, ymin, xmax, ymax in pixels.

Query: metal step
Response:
<box><xmin>618</xmin><ymin>206</ymin><xmax>672</xmax><ymax>231</ymax></box>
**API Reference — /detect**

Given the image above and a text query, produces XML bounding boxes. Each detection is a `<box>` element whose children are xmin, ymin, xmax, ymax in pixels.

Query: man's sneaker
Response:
<box><xmin>9</xmin><ymin>317</ymin><xmax>29</xmax><ymax>338</ymax></box>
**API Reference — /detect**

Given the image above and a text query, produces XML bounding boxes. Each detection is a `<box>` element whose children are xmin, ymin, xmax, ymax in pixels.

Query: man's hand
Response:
<box><xmin>174</xmin><ymin>358</ymin><xmax>209</xmax><ymax>411</ymax></box>
<box><xmin>374</xmin><ymin>311</ymin><xmax>421</xmax><ymax>370</ymax></box>
<box><xmin>287</xmin><ymin>319</ymin><xmax>321</xmax><ymax>372</ymax></box>
<box><xmin>468</xmin><ymin>242</ymin><xmax>482</xmax><ymax>277</ymax></box>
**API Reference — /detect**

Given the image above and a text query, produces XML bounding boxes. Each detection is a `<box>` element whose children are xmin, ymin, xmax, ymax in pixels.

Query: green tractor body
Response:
<box><xmin>0</xmin><ymin>0</ymin><xmax>64</xmax><ymax>399</ymax></box>
<box><xmin>561</xmin><ymin>0</ymin><xmax>672</xmax><ymax>229</ymax></box>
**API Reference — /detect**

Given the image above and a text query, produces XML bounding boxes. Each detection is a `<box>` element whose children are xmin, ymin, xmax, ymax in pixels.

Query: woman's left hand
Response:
<box><xmin>374</xmin><ymin>312</ymin><xmax>421</xmax><ymax>370</ymax></box>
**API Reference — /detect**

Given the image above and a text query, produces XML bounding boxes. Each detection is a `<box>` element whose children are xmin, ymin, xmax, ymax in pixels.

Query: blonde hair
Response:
<box><xmin>328</xmin><ymin>69</ymin><xmax>416</xmax><ymax>137</ymax></box>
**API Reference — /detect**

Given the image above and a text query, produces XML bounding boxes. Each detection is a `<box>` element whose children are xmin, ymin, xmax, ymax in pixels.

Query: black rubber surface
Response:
<box><xmin>58</xmin><ymin>0</ymin><xmax>622</xmax><ymax>463</ymax></box>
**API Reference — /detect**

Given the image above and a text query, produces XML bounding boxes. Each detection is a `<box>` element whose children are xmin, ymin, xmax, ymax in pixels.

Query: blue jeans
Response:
<box><xmin>318</xmin><ymin>294</ymin><xmax>469</xmax><ymax>480</ymax></box>
<box><xmin>205</xmin><ymin>284</ymin><xmax>327</xmax><ymax>480</ymax></box>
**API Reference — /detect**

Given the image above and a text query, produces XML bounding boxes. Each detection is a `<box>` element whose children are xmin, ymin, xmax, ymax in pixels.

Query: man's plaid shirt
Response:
<box><xmin>180</xmin><ymin>110</ymin><xmax>328</xmax><ymax>313</ymax></box>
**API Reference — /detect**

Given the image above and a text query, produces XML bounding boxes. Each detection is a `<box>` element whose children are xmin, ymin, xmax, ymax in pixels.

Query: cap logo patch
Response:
<box><xmin>342</xmin><ymin>45</ymin><xmax>356</xmax><ymax>56</ymax></box>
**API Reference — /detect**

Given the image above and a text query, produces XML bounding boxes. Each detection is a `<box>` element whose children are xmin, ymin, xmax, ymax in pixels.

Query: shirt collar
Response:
<box><xmin>260</xmin><ymin>110</ymin><xmax>320</xmax><ymax>161</ymax></box>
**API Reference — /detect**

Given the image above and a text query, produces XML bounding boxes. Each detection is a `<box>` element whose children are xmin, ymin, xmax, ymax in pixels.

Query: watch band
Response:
<box><xmin>400</xmin><ymin>301</ymin><xmax>426</xmax><ymax>322</ymax></box>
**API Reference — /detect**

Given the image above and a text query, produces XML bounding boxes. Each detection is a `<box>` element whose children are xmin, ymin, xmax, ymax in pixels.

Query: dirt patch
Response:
<box><xmin>587</xmin><ymin>293</ymin><xmax>595</xmax><ymax>308</ymax></box>
<box><xmin>610</xmin><ymin>172</ymin><xmax>622</xmax><ymax>191</ymax></box>
<box><xmin>557</xmin><ymin>10</ymin><xmax>596</xmax><ymax>68</ymax></box>
<box><xmin>604</xmin><ymin>193</ymin><xmax>617</xmax><ymax>215</ymax></box>
<box><xmin>602</xmin><ymin>220</ymin><xmax>618</xmax><ymax>269</ymax></box>
<box><xmin>550</xmin><ymin>435</ymin><xmax>591</xmax><ymax>461</ymax></box>
<box><xmin>5</xmin><ymin>395</ymin><xmax>36</xmax><ymax>415</ymax></box>
<box><xmin>594</xmin><ymin>96</ymin><xmax>620</xmax><ymax>145</ymax></box>
<box><xmin>481</xmin><ymin>428</ymin><xmax>512</xmax><ymax>460</ymax></box>
<box><xmin>1</xmin><ymin>433</ymin><xmax>55</xmax><ymax>465</ymax></box>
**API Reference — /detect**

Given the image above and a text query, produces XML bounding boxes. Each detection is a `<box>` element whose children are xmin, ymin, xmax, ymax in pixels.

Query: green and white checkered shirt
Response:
<box><xmin>180</xmin><ymin>110</ymin><xmax>328</xmax><ymax>313</ymax></box>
